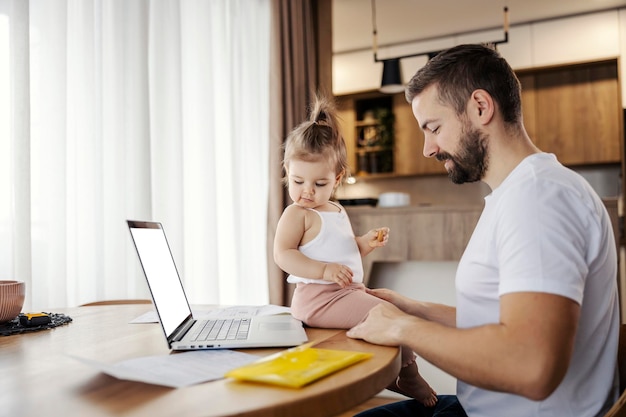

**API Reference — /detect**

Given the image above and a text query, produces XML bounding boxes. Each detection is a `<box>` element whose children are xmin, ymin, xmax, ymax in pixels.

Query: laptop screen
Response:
<box><xmin>128</xmin><ymin>222</ymin><xmax>192</xmax><ymax>338</ymax></box>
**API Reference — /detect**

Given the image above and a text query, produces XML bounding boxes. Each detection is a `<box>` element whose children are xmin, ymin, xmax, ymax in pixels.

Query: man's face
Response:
<box><xmin>411</xmin><ymin>85</ymin><xmax>488</xmax><ymax>184</ymax></box>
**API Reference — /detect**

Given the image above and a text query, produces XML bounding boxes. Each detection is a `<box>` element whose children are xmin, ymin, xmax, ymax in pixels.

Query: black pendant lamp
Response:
<box><xmin>380</xmin><ymin>58</ymin><xmax>404</xmax><ymax>94</ymax></box>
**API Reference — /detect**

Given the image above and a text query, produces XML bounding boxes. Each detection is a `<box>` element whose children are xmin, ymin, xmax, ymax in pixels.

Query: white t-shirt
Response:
<box><xmin>457</xmin><ymin>153</ymin><xmax>619</xmax><ymax>417</ymax></box>
<box><xmin>287</xmin><ymin>208</ymin><xmax>364</xmax><ymax>284</ymax></box>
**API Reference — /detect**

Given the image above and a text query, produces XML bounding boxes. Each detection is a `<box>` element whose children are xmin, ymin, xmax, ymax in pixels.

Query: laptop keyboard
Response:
<box><xmin>190</xmin><ymin>318</ymin><xmax>250</xmax><ymax>341</ymax></box>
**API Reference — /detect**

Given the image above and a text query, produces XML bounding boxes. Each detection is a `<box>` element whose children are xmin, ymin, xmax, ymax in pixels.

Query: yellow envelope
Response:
<box><xmin>225</xmin><ymin>343</ymin><xmax>372</xmax><ymax>388</ymax></box>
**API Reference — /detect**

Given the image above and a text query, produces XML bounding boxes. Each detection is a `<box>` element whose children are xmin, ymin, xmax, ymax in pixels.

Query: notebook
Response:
<box><xmin>127</xmin><ymin>220</ymin><xmax>308</xmax><ymax>350</ymax></box>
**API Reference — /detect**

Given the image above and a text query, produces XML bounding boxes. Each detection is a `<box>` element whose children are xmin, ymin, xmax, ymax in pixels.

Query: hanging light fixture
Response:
<box><xmin>380</xmin><ymin>58</ymin><xmax>403</xmax><ymax>94</ymax></box>
<box><xmin>372</xmin><ymin>1</ymin><xmax>510</xmax><ymax>94</ymax></box>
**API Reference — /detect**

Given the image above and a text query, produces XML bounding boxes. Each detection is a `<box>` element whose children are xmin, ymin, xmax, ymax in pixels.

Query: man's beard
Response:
<box><xmin>436</xmin><ymin>125</ymin><xmax>488</xmax><ymax>184</ymax></box>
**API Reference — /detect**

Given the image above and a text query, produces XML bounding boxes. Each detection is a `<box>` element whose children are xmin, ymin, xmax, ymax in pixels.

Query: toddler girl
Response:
<box><xmin>273</xmin><ymin>94</ymin><xmax>437</xmax><ymax>407</ymax></box>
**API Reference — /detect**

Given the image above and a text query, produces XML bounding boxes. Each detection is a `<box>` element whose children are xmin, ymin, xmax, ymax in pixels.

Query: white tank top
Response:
<box><xmin>287</xmin><ymin>208</ymin><xmax>363</xmax><ymax>284</ymax></box>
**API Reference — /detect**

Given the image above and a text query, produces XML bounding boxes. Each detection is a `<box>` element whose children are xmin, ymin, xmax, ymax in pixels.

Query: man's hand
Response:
<box><xmin>323</xmin><ymin>263</ymin><xmax>353</xmax><ymax>288</ymax></box>
<box><xmin>347</xmin><ymin>303</ymin><xmax>411</xmax><ymax>346</ymax></box>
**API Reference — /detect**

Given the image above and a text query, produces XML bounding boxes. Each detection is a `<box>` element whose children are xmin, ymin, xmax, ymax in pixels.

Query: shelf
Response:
<box><xmin>356</xmin><ymin>146</ymin><xmax>392</xmax><ymax>154</ymax></box>
<box><xmin>350</xmin><ymin>96</ymin><xmax>395</xmax><ymax>175</ymax></box>
<box><xmin>352</xmin><ymin>171</ymin><xmax>399</xmax><ymax>180</ymax></box>
<box><xmin>355</xmin><ymin>120</ymin><xmax>379</xmax><ymax>128</ymax></box>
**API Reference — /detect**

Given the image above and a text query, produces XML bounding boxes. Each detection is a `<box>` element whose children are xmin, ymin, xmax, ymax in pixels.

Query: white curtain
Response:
<box><xmin>1</xmin><ymin>0</ymin><xmax>270</xmax><ymax>310</ymax></box>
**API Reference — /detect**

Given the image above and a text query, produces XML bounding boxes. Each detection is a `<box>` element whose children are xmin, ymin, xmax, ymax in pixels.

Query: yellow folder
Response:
<box><xmin>225</xmin><ymin>343</ymin><xmax>373</xmax><ymax>388</ymax></box>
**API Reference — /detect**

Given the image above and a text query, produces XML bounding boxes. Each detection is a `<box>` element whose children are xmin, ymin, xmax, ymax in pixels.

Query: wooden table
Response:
<box><xmin>0</xmin><ymin>304</ymin><xmax>401</xmax><ymax>417</ymax></box>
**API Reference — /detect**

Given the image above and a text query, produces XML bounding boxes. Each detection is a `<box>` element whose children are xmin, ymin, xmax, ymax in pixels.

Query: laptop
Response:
<box><xmin>127</xmin><ymin>220</ymin><xmax>308</xmax><ymax>350</ymax></box>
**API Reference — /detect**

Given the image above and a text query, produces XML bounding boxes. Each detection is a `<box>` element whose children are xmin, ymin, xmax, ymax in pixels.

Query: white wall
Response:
<box><xmin>369</xmin><ymin>261</ymin><xmax>459</xmax><ymax>396</ymax></box>
<box><xmin>333</xmin><ymin>9</ymin><xmax>626</xmax><ymax>108</ymax></box>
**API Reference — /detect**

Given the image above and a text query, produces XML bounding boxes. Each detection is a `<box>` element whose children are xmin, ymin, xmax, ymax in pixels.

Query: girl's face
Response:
<box><xmin>286</xmin><ymin>159</ymin><xmax>341</xmax><ymax>209</ymax></box>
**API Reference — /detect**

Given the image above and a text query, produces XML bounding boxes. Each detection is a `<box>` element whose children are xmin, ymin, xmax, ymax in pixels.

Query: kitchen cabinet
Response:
<box><xmin>530</xmin><ymin>11</ymin><xmax>620</xmax><ymax>68</ymax></box>
<box><xmin>519</xmin><ymin>60</ymin><xmax>622</xmax><ymax>166</ymax></box>
<box><xmin>392</xmin><ymin>93</ymin><xmax>446</xmax><ymax>175</ymax></box>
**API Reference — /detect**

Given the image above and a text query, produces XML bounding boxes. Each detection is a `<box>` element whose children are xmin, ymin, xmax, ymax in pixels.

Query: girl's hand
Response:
<box><xmin>367</xmin><ymin>227</ymin><xmax>390</xmax><ymax>248</ymax></box>
<box><xmin>323</xmin><ymin>263</ymin><xmax>353</xmax><ymax>288</ymax></box>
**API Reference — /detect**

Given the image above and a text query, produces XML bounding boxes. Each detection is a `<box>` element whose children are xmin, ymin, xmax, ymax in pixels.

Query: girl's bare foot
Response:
<box><xmin>395</xmin><ymin>374</ymin><xmax>438</xmax><ymax>407</ymax></box>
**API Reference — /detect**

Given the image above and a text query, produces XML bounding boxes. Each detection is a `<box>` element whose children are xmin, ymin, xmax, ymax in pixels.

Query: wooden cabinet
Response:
<box><xmin>392</xmin><ymin>93</ymin><xmax>447</xmax><ymax>175</ymax></box>
<box><xmin>346</xmin><ymin>205</ymin><xmax>483</xmax><ymax>282</ymax></box>
<box><xmin>519</xmin><ymin>60</ymin><xmax>622</xmax><ymax>166</ymax></box>
<box><xmin>337</xmin><ymin>59</ymin><xmax>622</xmax><ymax>178</ymax></box>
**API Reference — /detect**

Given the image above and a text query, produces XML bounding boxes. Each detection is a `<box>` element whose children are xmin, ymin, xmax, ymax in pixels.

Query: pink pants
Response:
<box><xmin>290</xmin><ymin>282</ymin><xmax>390</xmax><ymax>329</ymax></box>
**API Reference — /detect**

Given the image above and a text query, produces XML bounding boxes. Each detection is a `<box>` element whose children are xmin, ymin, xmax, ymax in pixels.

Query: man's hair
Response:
<box><xmin>405</xmin><ymin>44</ymin><xmax>522</xmax><ymax>125</ymax></box>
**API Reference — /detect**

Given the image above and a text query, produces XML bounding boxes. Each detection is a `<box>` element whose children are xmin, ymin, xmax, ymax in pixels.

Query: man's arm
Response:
<box><xmin>348</xmin><ymin>291</ymin><xmax>579</xmax><ymax>400</ymax></box>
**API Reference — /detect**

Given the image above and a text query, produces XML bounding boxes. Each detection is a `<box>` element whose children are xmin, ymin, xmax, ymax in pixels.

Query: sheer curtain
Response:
<box><xmin>1</xmin><ymin>0</ymin><xmax>270</xmax><ymax>310</ymax></box>
<box><xmin>267</xmin><ymin>0</ymin><xmax>328</xmax><ymax>306</ymax></box>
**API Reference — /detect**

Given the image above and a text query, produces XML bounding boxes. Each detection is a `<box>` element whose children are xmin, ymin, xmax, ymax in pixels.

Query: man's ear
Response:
<box><xmin>470</xmin><ymin>89</ymin><xmax>495</xmax><ymax>125</ymax></box>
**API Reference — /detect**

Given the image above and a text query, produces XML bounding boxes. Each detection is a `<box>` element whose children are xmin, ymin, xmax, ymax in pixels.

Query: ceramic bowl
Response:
<box><xmin>0</xmin><ymin>280</ymin><xmax>25</xmax><ymax>324</ymax></box>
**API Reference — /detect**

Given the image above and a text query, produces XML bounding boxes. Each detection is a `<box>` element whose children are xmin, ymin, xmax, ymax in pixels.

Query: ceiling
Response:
<box><xmin>333</xmin><ymin>0</ymin><xmax>626</xmax><ymax>53</ymax></box>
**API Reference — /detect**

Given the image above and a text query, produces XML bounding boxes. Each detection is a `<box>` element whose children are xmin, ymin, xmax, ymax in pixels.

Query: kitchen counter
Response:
<box><xmin>346</xmin><ymin>198</ymin><xmax>620</xmax><ymax>283</ymax></box>
<box><xmin>345</xmin><ymin>204</ymin><xmax>483</xmax><ymax>282</ymax></box>
<box><xmin>345</xmin><ymin>202</ymin><xmax>484</xmax><ymax>214</ymax></box>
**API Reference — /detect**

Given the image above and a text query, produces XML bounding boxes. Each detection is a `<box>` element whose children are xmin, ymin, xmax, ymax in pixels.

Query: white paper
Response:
<box><xmin>198</xmin><ymin>305</ymin><xmax>292</xmax><ymax>318</ymax></box>
<box><xmin>69</xmin><ymin>350</ymin><xmax>260</xmax><ymax>388</ymax></box>
<box><xmin>129</xmin><ymin>304</ymin><xmax>292</xmax><ymax>324</ymax></box>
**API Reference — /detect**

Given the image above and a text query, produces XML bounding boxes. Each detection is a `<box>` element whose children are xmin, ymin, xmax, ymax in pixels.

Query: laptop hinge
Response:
<box><xmin>170</xmin><ymin>317</ymin><xmax>195</xmax><ymax>342</ymax></box>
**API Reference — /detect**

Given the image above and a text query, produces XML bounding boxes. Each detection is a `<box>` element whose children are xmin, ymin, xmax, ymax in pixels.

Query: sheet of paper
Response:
<box><xmin>198</xmin><ymin>305</ymin><xmax>292</xmax><ymax>318</ymax></box>
<box><xmin>69</xmin><ymin>350</ymin><xmax>261</xmax><ymax>388</ymax></box>
<box><xmin>129</xmin><ymin>304</ymin><xmax>292</xmax><ymax>324</ymax></box>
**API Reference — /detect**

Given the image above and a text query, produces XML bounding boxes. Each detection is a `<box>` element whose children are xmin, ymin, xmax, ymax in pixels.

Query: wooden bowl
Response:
<box><xmin>0</xmin><ymin>280</ymin><xmax>25</xmax><ymax>324</ymax></box>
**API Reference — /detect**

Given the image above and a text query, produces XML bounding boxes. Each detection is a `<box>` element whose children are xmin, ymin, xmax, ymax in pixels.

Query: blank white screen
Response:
<box><xmin>129</xmin><ymin>227</ymin><xmax>191</xmax><ymax>337</ymax></box>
